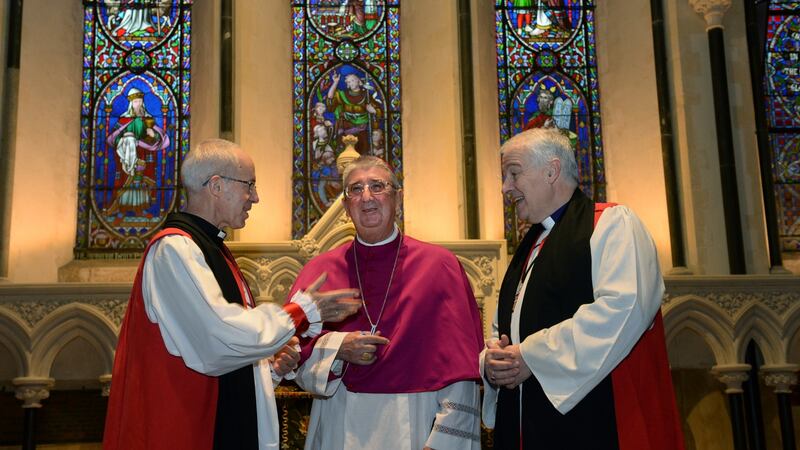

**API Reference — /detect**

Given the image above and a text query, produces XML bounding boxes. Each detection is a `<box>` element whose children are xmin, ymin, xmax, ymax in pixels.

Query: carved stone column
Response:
<box><xmin>762</xmin><ymin>365</ymin><xmax>798</xmax><ymax>450</ymax></box>
<box><xmin>712</xmin><ymin>364</ymin><xmax>750</xmax><ymax>450</ymax></box>
<box><xmin>688</xmin><ymin>0</ymin><xmax>745</xmax><ymax>274</ymax></box>
<box><xmin>13</xmin><ymin>377</ymin><xmax>54</xmax><ymax>450</ymax></box>
<box><xmin>0</xmin><ymin>0</ymin><xmax>23</xmax><ymax>280</ymax></box>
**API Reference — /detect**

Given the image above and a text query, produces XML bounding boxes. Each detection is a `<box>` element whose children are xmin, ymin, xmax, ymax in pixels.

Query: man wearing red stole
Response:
<box><xmin>289</xmin><ymin>156</ymin><xmax>485</xmax><ymax>449</ymax></box>
<box><xmin>483</xmin><ymin>128</ymin><xmax>685</xmax><ymax>449</ymax></box>
<box><xmin>104</xmin><ymin>139</ymin><xmax>360</xmax><ymax>450</ymax></box>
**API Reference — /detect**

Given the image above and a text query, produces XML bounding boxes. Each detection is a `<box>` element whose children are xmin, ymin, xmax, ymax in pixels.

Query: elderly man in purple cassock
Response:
<box><xmin>287</xmin><ymin>156</ymin><xmax>485</xmax><ymax>450</ymax></box>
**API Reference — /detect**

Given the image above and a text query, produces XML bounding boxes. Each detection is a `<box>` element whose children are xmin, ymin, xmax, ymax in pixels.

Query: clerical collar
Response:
<box><xmin>356</xmin><ymin>224</ymin><xmax>399</xmax><ymax>247</ymax></box>
<box><xmin>180</xmin><ymin>212</ymin><xmax>227</xmax><ymax>241</ymax></box>
<box><xmin>541</xmin><ymin>201</ymin><xmax>569</xmax><ymax>230</ymax></box>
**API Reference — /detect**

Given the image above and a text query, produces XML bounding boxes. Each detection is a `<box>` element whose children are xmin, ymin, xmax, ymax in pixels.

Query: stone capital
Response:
<box><xmin>99</xmin><ymin>374</ymin><xmax>113</xmax><ymax>397</ymax></box>
<box><xmin>13</xmin><ymin>377</ymin><xmax>55</xmax><ymax>408</ymax></box>
<box><xmin>689</xmin><ymin>0</ymin><xmax>731</xmax><ymax>30</ymax></box>
<box><xmin>761</xmin><ymin>365</ymin><xmax>799</xmax><ymax>394</ymax></box>
<box><xmin>711</xmin><ymin>364</ymin><xmax>750</xmax><ymax>394</ymax></box>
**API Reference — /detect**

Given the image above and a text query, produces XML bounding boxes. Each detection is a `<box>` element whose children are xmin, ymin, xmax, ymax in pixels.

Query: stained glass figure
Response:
<box><xmin>292</xmin><ymin>0</ymin><xmax>402</xmax><ymax>238</ymax></box>
<box><xmin>766</xmin><ymin>1</ymin><xmax>800</xmax><ymax>251</ymax></box>
<box><xmin>495</xmin><ymin>0</ymin><xmax>604</xmax><ymax>250</ymax></box>
<box><xmin>76</xmin><ymin>0</ymin><xmax>191</xmax><ymax>258</ymax></box>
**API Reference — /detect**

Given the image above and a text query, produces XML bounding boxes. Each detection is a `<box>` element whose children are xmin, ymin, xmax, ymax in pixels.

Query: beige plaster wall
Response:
<box><xmin>664</xmin><ymin>2</ymin><xmax>768</xmax><ymax>275</ymax></box>
<box><xmin>235</xmin><ymin>0</ymin><xmax>294</xmax><ymax>242</ymax></box>
<box><xmin>472</xmin><ymin>0</ymin><xmax>504</xmax><ymax>241</ymax></box>
<box><xmin>190</xmin><ymin>1</ymin><xmax>221</xmax><ymax>153</ymax></box>
<box><xmin>7</xmin><ymin>0</ymin><xmax>82</xmax><ymax>283</ymax></box>
<box><xmin>595</xmin><ymin>1</ymin><xmax>672</xmax><ymax>271</ymax></box>
<box><xmin>401</xmin><ymin>0</ymin><xmax>465</xmax><ymax>241</ymax></box>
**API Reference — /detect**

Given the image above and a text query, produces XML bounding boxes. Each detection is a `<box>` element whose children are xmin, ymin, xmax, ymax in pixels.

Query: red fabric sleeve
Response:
<box><xmin>282</xmin><ymin>302</ymin><xmax>310</xmax><ymax>336</ymax></box>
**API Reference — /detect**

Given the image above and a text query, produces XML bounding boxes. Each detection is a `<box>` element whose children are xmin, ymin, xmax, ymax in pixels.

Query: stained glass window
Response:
<box><xmin>765</xmin><ymin>0</ymin><xmax>800</xmax><ymax>251</ymax></box>
<box><xmin>291</xmin><ymin>0</ymin><xmax>402</xmax><ymax>238</ymax></box>
<box><xmin>75</xmin><ymin>0</ymin><xmax>192</xmax><ymax>258</ymax></box>
<box><xmin>494</xmin><ymin>0</ymin><xmax>604</xmax><ymax>250</ymax></box>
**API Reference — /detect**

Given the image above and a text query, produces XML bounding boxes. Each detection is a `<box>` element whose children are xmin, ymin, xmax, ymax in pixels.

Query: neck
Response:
<box><xmin>550</xmin><ymin>184</ymin><xmax>575</xmax><ymax>210</ymax></box>
<box><xmin>184</xmin><ymin>198</ymin><xmax>221</xmax><ymax>230</ymax></box>
<box><xmin>356</xmin><ymin>225</ymin><xmax>399</xmax><ymax>246</ymax></box>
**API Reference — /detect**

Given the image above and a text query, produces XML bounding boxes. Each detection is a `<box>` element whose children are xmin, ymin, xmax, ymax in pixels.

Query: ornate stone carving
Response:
<box><xmin>292</xmin><ymin>235</ymin><xmax>320</xmax><ymax>260</ymax></box>
<box><xmin>13</xmin><ymin>377</ymin><xmax>54</xmax><ymax>408</ymax></box>
<box><xmin>256</xmin><ymin>257</ymin><xmax>272</xmax><ymax>267</ymax></box>
<box><xmin>91</xmin><ymin>299</ymin><xmax>128</xmax><ymax>326</ymax></box>
<box><xmin>1</xmin><ymin>298</ymin><xmax>127</xmax><ymax>327</ymax></box>
<box><xmin>662</xmin><ymin>290</ymin><xmax>800</xmax><ymax>318</ymax></box>
<box><xmin>471</xmin><ymin>256</ymin><xmax>496</xmax><ymax>295</ymax></box>
<box><xmin>99</xmin><ymin>374</ymin><xmax>113</xmax><ymax>397</ymax></box>
<box><xmin>5</xmin><ymin>301</ymin><xmax>64</xmax><ymax>327</ymax></box>
<box><xmin>336</xmin><ymin>135</ymin><xmax>361</xmax><ymax>173</ymax></box>
<box><xmin>711</xmin><ymin>365</ymin><xmax>750</xmax><ymax>394</ymax></box>
<box><xmin>761</xmin><ymin>292</ymin><xmax>796</xmax><ymax>316</ymax></box>
<box><xmin>761</xmin><ymin>366</ymin><xmax>798</xmax><ymax>394</ymax></box>
<box><xmin>256</xmin><ymin>259</ymin><xmax>273</xmax><ymax>291</ymax></box>
<box><xmin>473</xmin><ymin>256</ymin><xmax>494</xmax><ymax>276</ymax></box>
<box><xmin>709</xmin><ymin>293</ymin><xmax>749</xmax><ymax>316</ymax></box>
<box><xmin>689</xmin><ymin>0</ymin><xmax>731</xmax><ymax>29</ymax></box>
<box><xmin>335</xmin><ymin>213</ymin><xmax>352</xmax><ymax>226</ymax></box>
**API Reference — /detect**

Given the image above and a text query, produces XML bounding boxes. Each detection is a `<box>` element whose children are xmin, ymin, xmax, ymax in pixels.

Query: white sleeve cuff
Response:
<box><xmin>290</xmin><ymin>290</ymin><xmax>322</xmax><ymax>338</ymax></box>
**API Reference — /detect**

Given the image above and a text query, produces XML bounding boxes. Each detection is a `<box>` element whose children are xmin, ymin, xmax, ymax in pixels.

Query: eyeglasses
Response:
<box><xmin>344</xmin><ymin>180</ymin><xmax>397</xmax><ymax>199</ymax></box>
<box><xmin>203</xmin><ymin>175</ymin><xmax>257</xmax><ymax>193</ymax></box>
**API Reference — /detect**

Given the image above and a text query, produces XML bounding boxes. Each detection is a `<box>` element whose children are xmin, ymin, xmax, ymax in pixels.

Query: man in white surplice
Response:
<box><xmin>481</xmin><ymin>128</ymin><xmax>684</xmax><ymax>449</ymax></box>
<box><xmin>288</xmin><ymin>156</ymin><xmax>485</xmax><ymax>450</ymax></box>
<box><xmin>104</xmin><ymin>139</ymin><xmax>362</xmax><ymax>450</ymax></box>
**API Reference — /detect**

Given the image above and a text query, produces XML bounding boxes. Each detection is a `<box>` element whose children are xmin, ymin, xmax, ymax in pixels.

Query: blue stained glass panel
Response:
<box><xmin>495</xmin><ymin>0</ymin><xmax>605</xmax><ymax>251</ymax></box>
<box><xmin>766</xmin><ymin>2</ymin><xmax>800</xmax><ymax>251</ymax></box>
<box><xmin>292</xmin><ymin>0</ymin><xmax>402</xmax><ymax>238</ymax></box>
<box><xmin>75</xmin><ymin>0</ymin><xmax>192</xmax><ymax>258</ymax></box>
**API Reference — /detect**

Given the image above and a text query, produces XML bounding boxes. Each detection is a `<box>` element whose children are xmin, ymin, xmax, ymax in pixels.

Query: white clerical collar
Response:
<box><xmin>541</xmin><ymin>216</ymin><xmax>556</xmax><ymax>231</ymax></box>
<box><xmin>217</xmin><ymin>229</ymin><xmax>227</xmax><ymax>239</ymax></box>
<box><xmin>356</xmin><ymin>225</ymin><xmax>399</xmax><ymax>247</ymax></box>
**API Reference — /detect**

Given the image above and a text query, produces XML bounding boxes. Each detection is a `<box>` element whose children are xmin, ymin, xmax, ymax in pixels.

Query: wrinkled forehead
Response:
<box><xmin>500</xmin><ymin>144</ymin><xmax>532</xmax><ymax>168</ymax></box>
<box><xmin>345</xmin><ymin>166</ymin><xmax>392</xmax><ymax>186</ymax></box>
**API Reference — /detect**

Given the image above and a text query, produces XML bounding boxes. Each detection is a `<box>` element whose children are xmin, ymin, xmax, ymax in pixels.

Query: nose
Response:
<box><xmin>360</xmin><ymin>188</ymin><xmax>375</xmax><ymax>202</ymax></box>
<box><xmin>250</xmin><ymin>187</ymin><xmax>259</xmax><ymax>204</ymax></box>
<box><xmin>501</xmin><ymin>175</ymin><xmax>514</xmax><ymax>195</ymax></box>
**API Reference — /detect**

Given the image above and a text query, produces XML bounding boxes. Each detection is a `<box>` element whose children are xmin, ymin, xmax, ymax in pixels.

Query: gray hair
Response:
<box><xmin>501</xmin><ymin>128</ymin><xmax>579</xmax><ymax>184</ymax></box>
<box><xmin>181</xmin><ymin>138</ymin><xmax>241</xmax><ymax>192</ymax></box>
<box><xmin>342</xmin><ymin>155</ymin><xmax>400</xmax><ymax>188</ymax></box>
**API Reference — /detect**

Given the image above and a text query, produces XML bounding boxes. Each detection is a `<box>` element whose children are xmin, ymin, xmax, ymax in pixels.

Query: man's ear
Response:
<box><xmin>547</xmin><ymin>160</ymin><xmax>562</xmax><ymax>183</ymax></box>
<box><xmin>395</xmin><ymin>188</ymin><xmax>404</xmax><ymax>215</ymax></box>
<box><xmin>206</xmin><ymin>175</ymin><xmax>224</xmax><ymax>198</ymax></box>
<box><xmin>341</xmin><ymin>195</ymin><xmax>351</xmax><ymax>218</ymax></box>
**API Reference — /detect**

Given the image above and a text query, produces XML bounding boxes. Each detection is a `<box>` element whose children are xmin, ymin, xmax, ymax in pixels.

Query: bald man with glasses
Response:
<box><xmin>104</xmin><ymin>138</ymin><xmax>360</xmax><ymax>450</ymax></box>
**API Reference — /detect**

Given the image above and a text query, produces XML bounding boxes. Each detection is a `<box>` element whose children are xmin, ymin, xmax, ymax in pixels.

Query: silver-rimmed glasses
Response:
<box><xmin>344</xmin><ymin>180</ymin><xmax>397</xmax><ymax>200</ymax></box>
<box><xmin>203</xmin><ymin>175</ymin><xmax>257</xmax><ymax>193</ymax></box>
